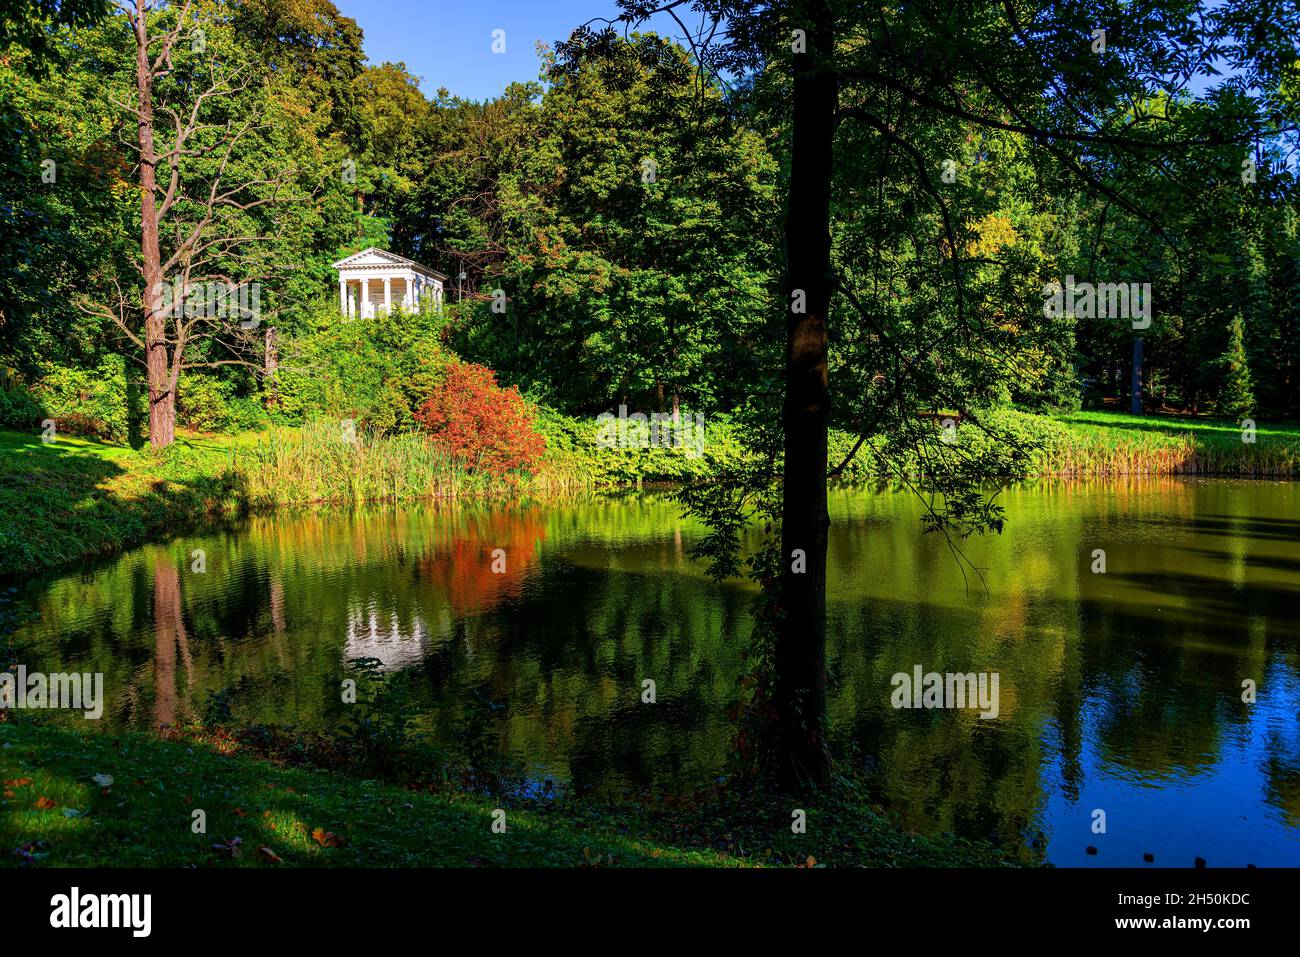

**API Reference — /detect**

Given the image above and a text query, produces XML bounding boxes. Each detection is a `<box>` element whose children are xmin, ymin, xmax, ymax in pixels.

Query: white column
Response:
<box><xmin>339</xmin><ymin>277</ymin><xmax>347</xmax><ymax>316</ymax></box>
<box><xmin>360</xmin><ymin>276</ymin><xmax>370</xmax><ymax>318</ymax></box>
<box><xmin>383</xmin><ymin>277</ymin><xmax>392</xmax><ymax>314</ymax></box>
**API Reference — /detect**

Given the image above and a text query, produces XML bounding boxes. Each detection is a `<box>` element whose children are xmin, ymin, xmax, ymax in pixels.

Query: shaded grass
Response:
<box><xmin>0</xmin><ymin>430</ymin><xmax>248</xmax><ymax>576</ymax></box>
<box><xmin>0</xmin><ymin>720</ymin><xmax>1010</xmax><ymax>868</ymax></box>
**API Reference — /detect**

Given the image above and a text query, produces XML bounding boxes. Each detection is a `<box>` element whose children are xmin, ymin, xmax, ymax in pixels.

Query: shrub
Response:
<box><xmin>178</xmin><ymin>373</ymin><xmax>271</xmax><ymax>433</ymax></box>
<box><xmin>275</xmin><ymin>304</ymin><xmax>451</xmax><ymax>432</ymax></box>
<box><xmin>414</xmin><ymin>361</ymin><xmax>546</xmax><ymax>477</ymax></box>
<box><xmin>0</xmin><ymin>378</ymin><xmax>45</xmax><ymax>432</ymax></box>
<box><xmin>31</xmin><ymin>355</ymin><xmax>131</xmax><ymax>440</ymax></box>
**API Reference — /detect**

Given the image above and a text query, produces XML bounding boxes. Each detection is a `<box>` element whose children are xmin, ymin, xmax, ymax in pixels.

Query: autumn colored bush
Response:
<box><xmin>414</xmin><ymin>361</ymin><xmax>546</xmax><ymax>477</ymax></box>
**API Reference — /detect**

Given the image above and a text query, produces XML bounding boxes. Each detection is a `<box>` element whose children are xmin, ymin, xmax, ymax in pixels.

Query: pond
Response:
<box><xmin>12</xmin><ymin>479</ymin><xmax>1300</xmax><ymax>866</ymax></box>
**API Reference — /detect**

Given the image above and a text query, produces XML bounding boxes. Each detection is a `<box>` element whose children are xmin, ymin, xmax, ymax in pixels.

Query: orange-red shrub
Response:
<box><xmin>414</xmin><ymin>361</ymin><xmax>546</xmax><ymax>477</ymax></box>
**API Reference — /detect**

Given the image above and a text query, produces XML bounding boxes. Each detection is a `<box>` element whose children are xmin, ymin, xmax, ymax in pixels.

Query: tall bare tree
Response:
<box><xmin>101</xmin><ymin>0</ymin><xmax>293</xmax><ymax>447</ymax></box>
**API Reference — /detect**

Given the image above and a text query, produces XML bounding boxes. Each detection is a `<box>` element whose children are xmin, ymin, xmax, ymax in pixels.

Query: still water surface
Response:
<box><xmin>15</xmin><ymin>479</ymin><xmax>1300</xmax><ymax>866</ymax></box>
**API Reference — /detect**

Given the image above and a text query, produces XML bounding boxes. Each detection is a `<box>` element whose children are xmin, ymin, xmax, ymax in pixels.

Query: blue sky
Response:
<box><xmin>333</xmin><ymin>2</ymin><xmax>1240</xmax><ymax>104</ymax></box>
<box><xmin>335</xmin><ymin>0</ymin><xmax>631</xmax><ymax>102</ymax></box>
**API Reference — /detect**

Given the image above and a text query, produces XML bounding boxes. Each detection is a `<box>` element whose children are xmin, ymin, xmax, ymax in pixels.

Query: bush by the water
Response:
<box><xmin>415</xmin><ymin>360</ymin><xmax>546</xmax><ymax>478</ymax></box>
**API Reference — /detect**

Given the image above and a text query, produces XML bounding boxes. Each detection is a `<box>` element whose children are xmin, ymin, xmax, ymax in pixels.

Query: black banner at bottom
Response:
<box><xmin>1</xmin><ymin>866</ymin><xmax>1292</xmax><ymax>942</ymax></box>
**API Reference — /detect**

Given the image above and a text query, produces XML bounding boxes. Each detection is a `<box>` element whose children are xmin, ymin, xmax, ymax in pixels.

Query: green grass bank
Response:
<box><xmin>3</xmin><ymin>409</ymin><xmax>1299</xmax><ymax>578</ymax></box>
<box><xmin>0</xmin><ymin>720</ymin><xmax>1008</xmax><ymax>868</ymax></box>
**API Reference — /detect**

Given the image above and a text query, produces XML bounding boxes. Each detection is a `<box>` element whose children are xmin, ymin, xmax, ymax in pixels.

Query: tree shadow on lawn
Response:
<box><xmin>0</xmin><ymin>436</ymin><xmax>252</xmax><ymax>578</ymax></box>
<box><xmin>0</xmin><ymin>721</ymin><xmax>727</xmax><ymax>868</ymax></box>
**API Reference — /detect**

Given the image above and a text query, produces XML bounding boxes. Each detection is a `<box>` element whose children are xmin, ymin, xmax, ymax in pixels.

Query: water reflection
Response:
<box><xmin>13</xmin><ymin>480</ymin><xmax>1300</xmax><ymax>866</ymax></box>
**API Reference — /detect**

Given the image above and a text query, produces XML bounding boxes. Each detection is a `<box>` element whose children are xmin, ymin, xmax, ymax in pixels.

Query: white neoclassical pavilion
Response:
<box><xmin>333</xmin><ymin>247</ymin><xmax>446</xmax><ymax>318</ymax></box>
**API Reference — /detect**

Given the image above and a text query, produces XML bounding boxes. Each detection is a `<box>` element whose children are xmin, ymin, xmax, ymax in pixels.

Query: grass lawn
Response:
<box><xmin>1060</xmin><ymin>409</ymin><xmax>1300</xmax><ymax>439</ymax></box>
<box><xmin>1038</xmin><ymin>409</ymin><xmax>1300</xmax><ymax>476</ymax></box>
<box><xmin>0</xmin><ymin>720</ymin><xmax>1008</xmax><ymax>868</ymax></box>
<box><xmin>0</xmin><ymin>429</ymin><xmax>249</xmax><ymax>577</ymax></box>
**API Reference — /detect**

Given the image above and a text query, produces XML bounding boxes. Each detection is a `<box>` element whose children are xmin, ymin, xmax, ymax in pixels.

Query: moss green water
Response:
<box><xmin>10</xmin><ymin>479</ymin><xmax>1300</xmax><ymax>866</ymax></box>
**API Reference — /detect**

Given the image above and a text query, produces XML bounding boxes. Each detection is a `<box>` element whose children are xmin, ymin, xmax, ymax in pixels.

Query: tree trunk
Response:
<box><xmin>773</xmin><ymin>0</ymin><xmax>835</xmax><ymax>792</ymax></box>
<box><xmin>1130</xmin><ymin>336</ymin><xmax>1144</xmax><ymax>415</ymax></box>
<box><xmin>264</xmin><ymin>326</ymin><xmax>280</xmax><ymax>408</ymax></box>
<box><xmin>133</xmin><ymin>6</ymin><xmax>174</xmax><ymax>449</ymax></box>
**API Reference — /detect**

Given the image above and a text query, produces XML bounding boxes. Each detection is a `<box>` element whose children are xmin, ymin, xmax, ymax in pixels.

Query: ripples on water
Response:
<box><xmin>15</xmin><ymin>479</ymin><xmax>1300</xmax><ymax>866</ymax></box>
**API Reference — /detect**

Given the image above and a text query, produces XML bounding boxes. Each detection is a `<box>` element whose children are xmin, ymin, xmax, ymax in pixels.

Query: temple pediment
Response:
<box><xmin>332</xmin><ymin>247</ymin><xmax>447</xmax><ymax>280</ymax></box>
<box><xmin>333</xmin><ymin>247</ymin><xmax>445</xmax><ymax>317</ymax></box>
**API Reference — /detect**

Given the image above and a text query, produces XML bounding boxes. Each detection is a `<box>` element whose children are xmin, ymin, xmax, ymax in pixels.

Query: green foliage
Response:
<box><xmin>274</xmin><ymin>304</ymin><xmax>453</xmax><ymax>431</ymax></box>
<box><xmin>404</xmin><ymin>35</ymin><xmax>780</xmax><ymax>416</ymax></box>
<box><xmin>1218</xmin><ymin>314</ymin><xmax>1256</xmax><ymax>421</ymax></box>
<box><xmin>534</xmin><ymin>408</ymin><xmax>753</xmax><ymax>486</ymax></box>
<box><xmin>0</xmin><ymin>376</ymin><xmax>44</xmax><ymax>431</ymax></box>
<box><xmin>32</xmin><ymin>354</ymin><xmax>131</xmax><ymax>441</ymax></box>
<box><xmin>178</xmin><ymin>373</ymin><xmax>272</xmax><ymax>434</ymax></box>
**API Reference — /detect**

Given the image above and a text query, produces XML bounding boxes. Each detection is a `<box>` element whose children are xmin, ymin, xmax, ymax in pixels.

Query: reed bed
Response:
<box><xmin>226</xmin><ymin>420</ymin><xmax>607</xmax><ymax>507</ymax></box>
<box><xmin>1036</xmin><ymin>421</ymin><xmax>1300</xmax><ymax>478</ymax></box>
<box><xmin>233</xmin><ymin>420</ymin><xmax>491</xmax><ymax>507</ymax></box>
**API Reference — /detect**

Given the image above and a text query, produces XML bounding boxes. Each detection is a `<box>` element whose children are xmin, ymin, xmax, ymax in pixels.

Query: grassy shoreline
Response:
<box><xmin>0</xmin><ymin>719</ymin><xmax>1010</xmax><ymax>868</ymax></box>
<box><xmin>3</xmin><ymin>409</ymin><xmax>1299</xmax><ymax>579</ymax></box>
<box><xmin>1042</xmin><ymin>411</ymin><xmax>1300</xmax><ymax>477</ymax></box>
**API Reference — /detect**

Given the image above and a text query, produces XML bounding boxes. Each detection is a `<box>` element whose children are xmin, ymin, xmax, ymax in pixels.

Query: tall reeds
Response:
<box><xmin>1036</xmin><ymin>424</ymin><xmax>1300</xmax><ymax>477</ymax></box>
<box><xmin>233</xmin><ymin>420</ymin><xmax>483</xmax><ymax>507</ymax></box>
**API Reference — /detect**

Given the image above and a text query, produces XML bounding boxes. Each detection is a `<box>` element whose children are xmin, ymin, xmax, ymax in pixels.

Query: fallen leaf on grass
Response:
<box><xmin>211</xmin><ymin>837</ymin><xmax>243</xmax><ymax>858</ymax></box>
<box><xmin>311</xmin><ymin>827</ymin><xmax>344</xmax><ymax>848</ymax></box>
<box><xmin>4</xmin><ymin>777</ymin><xmax>31</xmax><ymax>788</ymax></box>
<box><xmin>257</xmin><ymin>845</ymin><xmax>283</xmax><ymax>863</ymax></box>
<box><xmin>35</xmin><ymin>796</ymin><xmax>56</xmax><ymax>810</ymax></box>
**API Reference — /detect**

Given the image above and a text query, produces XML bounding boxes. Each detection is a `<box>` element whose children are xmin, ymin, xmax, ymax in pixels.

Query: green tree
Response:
<box><xmin>568</xmin><ymin>0</ymin><xmax>1300</xmax><ymax>792</ymax></box>
<box><xmin>1219</xmin><ymin>313</ymin><xmax>1255</xmax><ymax>421</ymax></box>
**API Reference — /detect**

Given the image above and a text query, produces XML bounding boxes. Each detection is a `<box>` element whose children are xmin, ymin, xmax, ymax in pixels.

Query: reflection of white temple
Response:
<box><xmin>343</xmin><ymin>603</ymin><xmax>434</xmax><ymax>671</ymax></box>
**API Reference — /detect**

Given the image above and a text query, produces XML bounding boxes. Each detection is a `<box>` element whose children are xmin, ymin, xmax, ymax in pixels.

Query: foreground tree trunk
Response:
<box><xmin>773</xmin><ymin>0</ymin><xmax>835</xmax><ymax>792</ymax></box>
<box><xmin>132</xmin><ymin>4</ymin><xmax>174</xmax><ymax>449</ymax></box>
<box><xmin>112</xmin><ymin>1</ymin><xmax>285</xmax><ymax>448</ymax></box>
